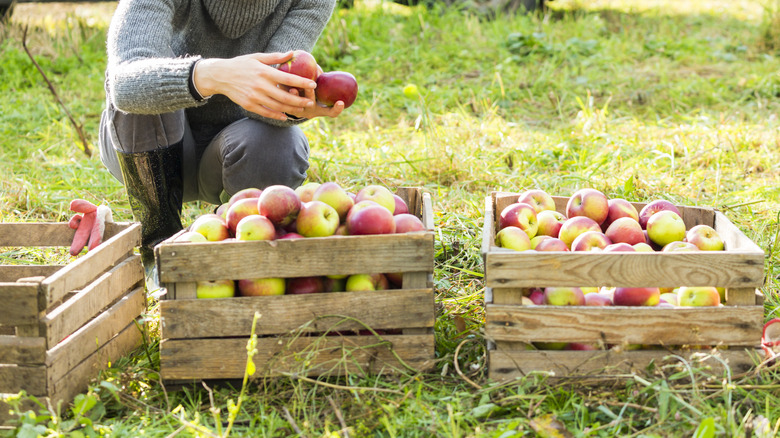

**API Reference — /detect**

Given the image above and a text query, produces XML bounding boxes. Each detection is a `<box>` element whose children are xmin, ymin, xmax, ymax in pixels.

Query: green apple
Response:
<box><xmin>196</xmin><ymin>279</ymin><xmax>236</xmax><ymax>299</ymax></box>
<box><xmin>237</xmin><ymin>277</ymin><xmax>285</xmax><ymax>296</ymax></box>
<box><xmin>345</xmin><ymin>273</ymin><xmax>389</xmax><ymax>291</ymax></box>
<box><xmin>495</xmin><ymin>226</ymin><xmax>532</xmax><ymax>251</ymax></box>
<box><xmin>646</xmin><ymin>210</ymin><xmax>686</xmax><ymax>247</ymax></box>
<box><xmin>190</xmin><ymin>214</ymin><xmax>230</xmax><ymax>241</ymax></box>
<box><xmin>296</xmin><ymin>201</ymin><xmax>340</xmax><ymax>237</ymax></box>
<box><xmin>312</xmin><ymin>182</ymin><xmax>354</xmax><ymax>221</ymax></box>
<box><xmin>678</xmin><ymin>286</ymin><xmax>721</xmax><ymax>306</ymax></box>
<box><xmin>355</xmin><ymin>185</ymin><xmax>396</xmax><ymax>213</ymax></box>
<box><xmin>235</xmin><ymin>214</ymin><xmax>276</xmax><ymax>241</ymax></box>
<box><xmin>685</xmin><ymin>224</ymin><xmax>725</xmax><ymax>251</ymax></box>
<box><xmin>543</xmin><ymin>287</ymin><xmax>586</xmax><ymax>306</ymax></box>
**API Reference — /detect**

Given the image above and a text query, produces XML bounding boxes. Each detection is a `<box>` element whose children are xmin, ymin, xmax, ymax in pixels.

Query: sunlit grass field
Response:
<box><xmin>1</xmin><ymin>0</ymin><xmax>780</xmax><ymax>435</ymax></box>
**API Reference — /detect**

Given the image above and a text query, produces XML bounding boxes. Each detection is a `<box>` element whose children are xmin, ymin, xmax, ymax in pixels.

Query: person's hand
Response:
<box><xmin>193</xmin><ymin>52</ymin><xmax>318</xmax><ymax>121</ymax></box>
<box><xmin>286</xmin><ymin>86</ymin><xmax>345</xmax><ymax>119</ymax></box>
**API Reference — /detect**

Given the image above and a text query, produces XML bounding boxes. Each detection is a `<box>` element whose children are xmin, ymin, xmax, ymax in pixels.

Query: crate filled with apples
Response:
<box><xmin>481</xmin><ymin>189</ymin><xmax>766</xmax><ymax>382</ymax></box>
<box><xmin>154</xmin><ymin>185</ymin><xmax>434</xmax><ymax>383</ymax></box>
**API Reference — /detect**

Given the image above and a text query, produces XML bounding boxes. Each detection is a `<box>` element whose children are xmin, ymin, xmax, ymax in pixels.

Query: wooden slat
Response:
<box><xmin>481</xmin><ymin>196</ymin><xmax>495</xmax><ymax>259</ymax></box>
<box><xmin>46</xmin><ymin>287</ymin><xmax>145</xmax><ymax>381</ymax></box>
<box><xmin>0</xmin><ymin>336</ymin><xmax>46</xmax><ymax>364</ymax></box>
<box><xmin>485</xmin><ymin>305</ymin><xmax>764</xmax><ymax>345</ymax></box>
<box><xmin>485</xmin><ymin>251</ymin><xmax>764</xmax><ymax>289</ymax></box>
<box><xmin>0</xmin><ymin>283</ymin><xmax>39</xmax><ymax>326</ymax></box>
<box><xmin>715</xmin><ymin>211</ymin><xmax>764</xmax><ymax>252</ymax></box>
<box><xmin>0</xmin><ymin>364</ymin><xmax>46</xmax><ymax>395</ymax></box>
<box><xmin>488</xmin><ymin>348</ymin><xmax>760</xmax><ymax>382</ymax></box>
<box><xmin>421</xmin><ymin>192</ymin><xmax>434</xmax><ymax>230</ymax></box>
<box><xmin>157</xmin><ymin>233</ymin><xmax>434</xmax><ymax>283</ymax></box>
<box><xmin>41</xmin><ymin>224</ymin><xmax>141</xmax><ymax>308</ymax></box>
<box><xmin>726</xmin><ymin>287</ymin><xmax>760</xmax><ymax>306</ymax></box>
<box><xmin>491</xmin><ymin>288</ymin><xmax>528</xmax><ymax>305</ymax></box>
<box><xmin>395</xmin><ymin>187</ymin><xmax>420</xmax><ymax>218</ymax></box>
<box><xmin>160</xmin><ymin>334</ymin><xmax>435</xmax><ymax>380</ymax></box>
<box><xmin>15</xmin><ymin>324</ymin><xmax>40</xmax><ymax>338</ymax></box>
<box><xmin>161</xmin><ymin>289</ymin><xmax>434</xmax><ymax>339</ymax></box>
<box><xmin>0</xmin><ymin>222</ymin><xmax>133</xmax><ymax>248</ymax></box>
<box><xmin>48</xmin><ymin>322</ymin><xmax>142</xmax><ymax>408</ymax></box>
<box><xmin>43</xmin><ymin>256</ymin><xmax>143</xmax><ymax>348</ymax></box>
<box><xmin>0</xmin><ymin>265</ymin><xmax>61</xmax><ymax>283</ymax></box>
<box><xmin>679</xmin><ymin>205</ymin><xmax>716</xmax><ymax>229</ymax></box>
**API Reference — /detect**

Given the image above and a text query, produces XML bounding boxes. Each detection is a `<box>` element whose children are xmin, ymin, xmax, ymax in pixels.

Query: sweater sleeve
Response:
<box><xmin>264</xmin><ymin>0</ymin><xmax>336</xmax><ymax>59</ymax></box>
<box><xmin>106</xmin><ymin>0</ymin><xmax>205</xmax><ymax>114</ymax></box>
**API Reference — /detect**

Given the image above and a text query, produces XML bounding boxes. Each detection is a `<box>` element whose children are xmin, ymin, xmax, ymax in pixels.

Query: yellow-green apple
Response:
<box><xmin>566</xmin><ymin>188</ymin><xmax>609</xmax><ymax>225</ymax></box>
<box><xmin>287</xmin><ymin>276</ymin><xmax>325</xmax><ymax>294</ymax></box>
<box><xmin>585</xmin><ymin>292</ymin><xmax>613</xmax><ymax>306</ymax></box>
<box><xmin>190</xmin><ymin>214</ymin><xmax>230</xmax><ymax>241</ymax></box>
<box><xmin>761</xmin><ymin>318</ymin><xmax>780</xmax><ymax>361</ymax></box>
<box><xmin>535</xmin><ymin>237</ymin><xmax>569</xmax><ymax>251</ymax></box>
<box><xmin>297</xmin><ymin>201</ymin><xmax>340</xmax><ymax>237</ymax></box>
<box><xmin>355</xmin><ymin>185</ymin><xmax>396</xmax><ymax>213</ymax></box>
<box><xmin>571</xmin><ymin>230</ymin><xmax>611</xmax><ymax>252</ymax></box>
<box><xmin>345</xmin><ymin>273</ymin><xmax>389</xmax><ymax>291</ymax></box>
<box><xmin>659</xmin><ymin>292</ymin><xmax>678</xmax><ymax>306</ymax></box>
<box><xmin>238</xmin><ymin>277</ymin><xmax>285</xmax><ymax>296</ymax></box>
<box><xmin>323</xmin><ymin>276</ymin><xmax>347</xmax><ymax>292</ymax></box>
<box><xmin>613</xmin><ymin>287</ymin><xmax>660</xmax><ymax>306</ymax></box>
<box><xmin>394</xmin><ymin>213</ymin><xmax>425</xmax><ymax>233</ymax></box>
<box><xmin>602</xmin><ymin>198</ymin><xmax>640</xmax><ymax>229</ymax></box>
<box><xmin>196</xmin><ymin>279</ymin><xmax>235</xmax><ymax>299</ymax></box>
<box><xmin>543</xmin><ymin>286</ymin><xmax>586</xmax><ymax>306</ymax></box>
<box><xmin>278</xmin><ymin>50</ymin><xmax>319</xmax><ymax>94</ymax></box>
<box><xmin>257</xmin><ymin>185</ymin><xmax>301</xmax><ymax>227</ymax></box>
<box><xmin>227</xmin><ymin>187</ymin><xmax>262</xmax><ymax>207</ymax></box>
<box><xmin>558</xmin><ymin>216</ymin><xmax>601</xmax><ymax>248</ymax></box>
<box><xmin>517</xmin><ymin>189</ymin><xmax>556</xmax><ymax>213</ymax></box>
<box><xmin>646</xmin><ymin>210</ymin><xmax>686</xmax><ymax>247</ymax></box>
<box><xmin>226</xmin><ymin>197</ymin><xmax>261</xmax><ymax>236</ymax></box>
<box><xmin>662</xmin><ymin>241</ymin><xmax>699</xmax><ymax>252</ymax></box>
<box><xmin>315</xmin><ymin>71</ymin><xmax>358</xmax><ymax>109</ymax></box>
<box><xmin>685</xmin><ymin>224</ymin><xmax>724</xmax><ymax>251</ymax></box>
<box><xmin>495</xmin><ymin>226</ymin><xmax>532</xmax><ymax>251</ymax></box>
<box><xmin>603</xmin><ymin>242</ymin><xmax>636</xmax><ymax>252</ymax></box>
<box><xmin>530</xmin><ymin>235</ymin><xmax>551</xmax><ymax>248</ymax></box>
<box><xmin>295</xmin><ymin>182</ymin><xmax>321</xmax><ymax>203</ymax></box>
<box><xmin>528</xmin><ymin>288</ymin><xmax>545</xmax><ymax>305</ymax></box>
<box><xmin>312</xmin><ymin>182</ymin><xmax>353</xmax><ymax>221</ymax></box>
<box><xmin>498</xmin><ymin>202</ymin><xmax>538</xmax><ymax>238</ymax></box>
<box><xmin>604</xmin><ymin>217</ymin><xmax>645</xmax><ymax>245</ymax></box>
<box><xmin>235</xmin><ymin>214</ymin><xmax>276</xmax><ymax>241</ymax></box>
<box><xmin>347</xmin><ymin>203</ymin><xmax>395</xmax><ymax>235</ymax></box>
<box><xmin>716</xmin><ymin>287</ymin><xmax>725</xmax><ymax>303</ymax></box>
<box><xmin>536</xmin><ymin>210</ymin><xmax>567</xmax><ymax>238</ymax></box>
<box><xmin>638</xmin><ymin>199</ymin><xmax>681</xmax><ymax>229</ymax></box>
<box><xmin>677</xmin><ymin>286</ymin><xmax>721</xmax><ymax>306</ymax></box>
<box><xmin>633</xmin><ymin>242</ymin><xmax>655</xmax><ymax>252</ymax></box>
<box><xmin>175</xmin><ymin>231</ymin><xmax>208</xmax><ymax>243</ymax></box>
<box><xmin>392</xmin><ymin>194</ymin><xmax>409</xmax><ymax>215</ymax></box>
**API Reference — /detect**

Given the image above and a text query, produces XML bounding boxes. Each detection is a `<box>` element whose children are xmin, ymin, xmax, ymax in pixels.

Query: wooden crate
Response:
<box><xmin>0</xmin><ymin>222</ymin><xmax>145</xmax><ymax>424</ymax></box>
<box><xmin>482</xmin><ymin>192</ymin><xmax>766</xmax><ymax>382</ymax></box>
<box><xmin>156</xmin><ymin>187</ymin><xmax>436</xmax><ymax>383</ymax></box>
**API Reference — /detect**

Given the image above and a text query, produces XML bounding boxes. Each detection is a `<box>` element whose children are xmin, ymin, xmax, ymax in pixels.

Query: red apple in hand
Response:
<box><xmin>566</xmin><ymin>188</ymin><xmax>609</xmax><ymax>225</ymax></box>
<box><xmin>278</xmin><ymin>50</ymin><xmax>319</xmax><ymax>94</ymax></box>
<box><xmin>316</xmin><ymin>71</ymin><xmax>358</xmax><ymax>109</ymax></box>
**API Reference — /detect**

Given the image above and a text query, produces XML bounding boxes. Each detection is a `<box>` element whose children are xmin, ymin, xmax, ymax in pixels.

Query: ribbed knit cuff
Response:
<box><xmin>188</xmin><ymin>59</ymin><xmax>209</xmax><ymax>102</ymax></box>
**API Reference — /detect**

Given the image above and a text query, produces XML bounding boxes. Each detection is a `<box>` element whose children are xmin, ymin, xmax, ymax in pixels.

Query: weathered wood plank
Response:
<box><xmin>0</xmin><ymin>364</ymin><xmax>46</xmax><ymax>395</ymax></box>
<box><xmin>0</xmin><ymin>265</ymin><xmax>61</xmax><ymax>283</ymax></box>
<box><xmin>42</xmin><ymin>256</ymin><xmax>143</xmax><ymax>348</ymax></box>
<box><xmin>726</xmin><ymin>287</ymin><xmax>760</xmax><ymax>306</ymax></box>
<box><xmin>485</xmin><ymin>305</ymin><xmax>764</xmax><ymax>345</ymax></box>
<box><xmin>161</xmin><ymin>289</ymin><xmax>434</xmax><ymax>339</ymax></box>
<box><xmin>46</xmin><ymin>287</ymin><xmax>145</xmax><ymax>381</ymax></box>
<box><xmin>421</xmin><ymin>192</ymin><xmax>434</xmax><ymax>231</ymax></box>
<box><xmin>395</xmin><ymin>187</ymin><xmax>420</xmax><ymax>218</ymax></box>
<box><xmin>488</xmin><ymin>348</ymin><xmax>760</xmax><ymax>382</ymax></box>
<box><xmin>485</xmin><ymin>251</ymin><xmax>764</xmax><ymax>289</ymax></box>
<box><xmin>160</xmin><ymin>334</ymin><xmax>435</xmax><ymax>380</ymax></box>
<box><xmin>48</xmin><ymin>323</ymin><xmax>143</xmax><ymax>408</ymax></box>
<box><xmin>0</xmin><ymin>283</ymin><xmax>39</xmax><ymax>326</ymax></box>
<box><xmin>481</xmin><ymin>196</ymin><xmax>495</xmax><ymax>261</ymax></box>
<box><xmin>41</xmin><ymin>224</ymin><xmax>141</xmax><ymax>308</ymax></box>
<box><xmin>491</xmin><ymin>288</ymin><xmax>528</xmax><ymax>305</ymax></box>
<box><xmin>715</xmin><ymin>211</ymin><xmax>764</xmax><ymax>252</ymax></box>
<box><xmin>0</xmin><ymin>336</ymin><xmax>46</xmax><ymax>364</ymax></box>
<box><xmin>157</xmin><ymin>233</ymin><xmax>434</xmax><ymax>283</ymax></box>
<box><xmin>0</xmin><ymin>222</ymin><xmax>134</xmax><ymax>248</ymax></box>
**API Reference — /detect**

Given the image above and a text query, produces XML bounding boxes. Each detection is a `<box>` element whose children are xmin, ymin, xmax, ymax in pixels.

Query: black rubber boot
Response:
<box><xmin>116</xmin><ymin>143</ymin><xmax>184</xmax><ymax>292</ymax></box>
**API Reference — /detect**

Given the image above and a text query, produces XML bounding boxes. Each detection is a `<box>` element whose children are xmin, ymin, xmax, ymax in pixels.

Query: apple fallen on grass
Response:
<box><xmin>566</xmin><ymin>188</ymin><xmax>609</xmax><ymax>225</ymax></box>
<box><xmin>316</xmin><ymin>71</ymin><xmax>358</xmax><ymax>109</ymax></box>
<box><xmin>761</xmin><ymin>318</ymin><xmax>780</xmax><ymax>361</ymax></box>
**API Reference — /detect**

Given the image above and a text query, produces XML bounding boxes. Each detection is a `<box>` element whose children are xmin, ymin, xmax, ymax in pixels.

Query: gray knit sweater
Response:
<box><xmin>105</xmin><ymin>0</ymin><xmax>336</xmax><ymax>128</ymax></box>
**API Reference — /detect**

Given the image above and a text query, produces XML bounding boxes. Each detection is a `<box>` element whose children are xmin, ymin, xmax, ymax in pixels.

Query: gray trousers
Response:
<box><xmin>99</xmin><ymin>108</ymin><xmax>310</xmax><ymax>205</ymax></box>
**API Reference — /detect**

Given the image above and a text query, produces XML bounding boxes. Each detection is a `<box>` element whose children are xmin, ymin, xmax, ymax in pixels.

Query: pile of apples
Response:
<box><xmin>495</xmin><ymin>188</ymin><xmax>728</xmax><ymax>309</ymax></box>
<box><xmin>176</xmin><ymin>182</ymin><xmax>425</xmax><ymax>299</ymax></box>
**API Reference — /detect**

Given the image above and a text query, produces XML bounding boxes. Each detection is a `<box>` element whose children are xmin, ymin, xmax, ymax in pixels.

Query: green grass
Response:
<box><xmin>2</xmin><ymin>0</ymin><xmax>780</xmax><ymax>436</ymax></box>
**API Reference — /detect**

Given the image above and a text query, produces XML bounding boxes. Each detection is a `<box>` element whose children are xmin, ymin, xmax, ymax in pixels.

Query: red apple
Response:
<box><xmin>296</xmin><ymin>201</ymin><xmax>340</xmax><ymax>237</ymax></box>
<box><xmin>604</xmin><ymin>217</ymin><xmax>645</xmax><ymax>245</ymax></box>
<box><xmin>558</xmin><ymin>216</ymin><xmax>601</xmax><ymax>249</ymax></box>
<box><xmin>585</xmin><ymin>292</ymin><xmax>613</xmax><ymax>306</ymax></box>
<box><xmin>761</xmin><ymin>318</ymin><xmax>780</xmax><ymax>361</ymax></box>
<box><xmin>571</xmin><ymin>231</ymin><xmax>612</xmax><ymax>252</ymax></box>
<box><xmin>536</xmin><ymin>210</ymin><xmax>567</xmax><ymax>238</ymax></box>
<box><xmin>355</xmin><ymin>185</ymin><xmax>395</xmax><ymax>213</ymax></box>
<box><xmin>287</xmin><ymin>276</ymin><xmax>325</xmax><ymax>294</ymax></box>
<box><xmin>295</xmin><ymin>182</ymin><xmax>321</xmax><ymax>203</ymax></box>
<box><xmin>495</xmin><ymin>226</ymin><xmax>532</xmax><ymax>251</ymax></box>
<box><xmin>638</xmin><ymin>199</ymin><xmax>682</xmax><ymax>229</ymax></box>
<box><xmin>278</xmin><ymin>50</ymin><xmax>319</xmax><ymax>94</ymax></box>
<box><xmin>347</xmin><ymin>203</ymin><xmax>396</xmax><ymax>235</ymax></box>
<box><xmin>534</xmin><ymin>237</ymin><xmax>569</xmax><ymax>252</ymax></box>
<box><xmin>530</xmin><ymin>235</ymin><xmax>551</xmax><ymax>248</ymax></box>
<box><xmin>685</xmin><ymin>224</ymin><xmax>724</xmax><ymax>251</ymax></box>
<box><xmin>528</xmin><ymin>288</ymin><xmax>545</xmax><ymax>305</ymax></box>
<box><xmin>517</xmin><ymin>189</ymin><xmax>556</xmax><ymax>213</ymax></box>
<box><xmin>392</xmin><ymin>195</ymin><xmax>409</xmax><ymax>216</ymax></box>
<box><xmin>543</xmin><ymin>287</ymin><xmax>586</xmax><ymax>306</ymax></box>
<box><xmin>257</xmin><ymin>185</ymin><xmax>301</xmax><ymax>227</ymax></box>
<box><xmin>613</xmin><ymin>287</ymin><xmax>660</xmax><ymax>306</ymax></box>
<box><xmin>566</xmin><ymin>343</ymin><xmax>599</xmax><ymax>351</ymax></box>
<box><xmin>312</xmin><ymin>182</ymin><xmax>353</xmax><ymax>221</ymax></box>
<box><xmin>602</xmin><ymin>198</ymin><xmax>639</xmax><ymax>229</ymax></box>
<box><xmin>227</xmin><ymin>187</ymin><xmax>262</xmax><ymax>207</ymax></box>
<box><xmin>566</xmin><ymin>188</ymin><xmax>609</xmax><ymax>225</ymax></box>
<box><xmin>394</xmin><ymin>213</ymin><xmax>425</xmax><ymax>233</ymax></box>
<box><xmin>345</xmin><ymin>273</ymin><xmax>389</xmax><ymax>291</ymax></box>
<box><xmin>196</xmin><ymin>279</ymin><xmax>235</xmax><ymax>299</ymax></box>
<box><xmin>603</xmin><ymin>242</ymin><xmax>636</xmax><ymax>252</ymax></box>
<box><xmin>190</xmin><ymin>214</ymin><xmax>230</xmax><ymax>241</ymax></box>
<box><xmin>316</xmin><ymin>71</ymin><xmax>358</xmax><ymax>109</ymax></box>
<box><xmin>238</xmin><ymin>277</ymin><xmax>285</xmax><ymax>296</ymax></box>
<box><xmin>677</xmin><ymin>286</ymin><xmax>721</xmax><ymax>306</ymax></box>
<box><xmin>215</xmin><ymin>203</ymin><xmax>230</xmax><ymax>220</ymax></box>
<box><xmin>646</xmin><ymin>210</ymin><xmax>686</xmax><ymax>247</ymax></box>
<box><xmin>279</xmin><ymin>232</ymin><xmax>304</xmax><ymax>239</ymax></box>
<box><xmin>235</xmin><ymin>214</ymin><xmax>276</xmax><ymax>241</ymax></box>
<box><xmin>226</xmin><ymin>197</ymin><xmax>261</xmax><ymax>236</ymax></box>
<box><xmin>498</xmin><ymin>202</ymin><xmax>538</xmax><ymax>238</ymax></box>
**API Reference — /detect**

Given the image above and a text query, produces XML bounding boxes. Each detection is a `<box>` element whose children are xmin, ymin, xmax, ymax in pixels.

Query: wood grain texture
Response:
<box><xmin>41</xmin><ymin>224</ymin><xmax>141</xmax><ymax>308</ymax></box>
<box><xmin>0</xmin><ymin>265</ymin><xmax>61</xmax><ymax>282</ymax></box>
<box><xmin>0</xmin><ymin>283</ymin><xmax>39</xmax><ymax>326</ymax></box>
<box><xmin>43</xmin><ymin>256</ymin><xmax>143</xmax><ymax>348</ymax></box>
<box><xmin>161</xmin><ymin>289</ymin><xmax>434</xmax><ymax>339</ymax></box>
<box><xmin>491</xmin><ymin>288</ymin><xmax>529</xmax><ymax>305</ymax></box>
<box><xmin>0</xmin><ymin>335</ymin><xmax>46</xmax><ymax>364</ymax></box>
<box><xmin>0</xmin><ymin>364</ymin><xmax>46</xmax><ymax>395</ymax></box>
<box><xmin>160</xmin><ymin>334</ymin><xmax>435</xmax><ymax>380</ymax></box>
<box><xmin>46</xmin><ymin>287</ymin><xmax>145</xmax><ymax>381</ymax></box>
<box><xmin>485</xmin><ymin>304</ymin><xmax>764</xmax><ymax>345</ymax></box>
<box><xmin>0</xmin><ymin>222</ymin><xmax>135</xmax><ymax>248</ymax></box>
<box><xmin>488</xmin><ymin>347</ymin><xmax>761</xmax><ymax>382</ymax></box>
<box><xmin>726</xmin><ymin>287</ymin><xmax>760</xmax><ymax>306</ymax></box>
